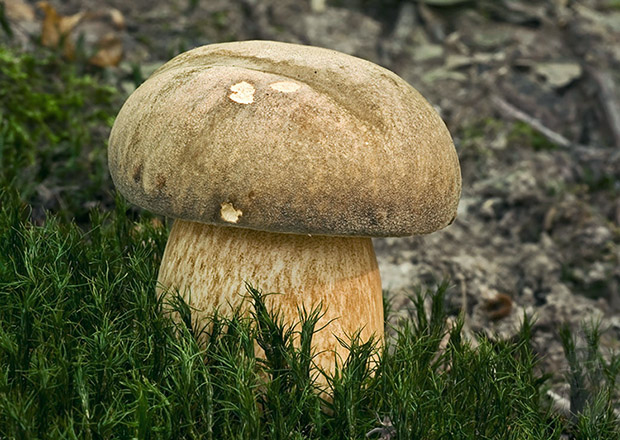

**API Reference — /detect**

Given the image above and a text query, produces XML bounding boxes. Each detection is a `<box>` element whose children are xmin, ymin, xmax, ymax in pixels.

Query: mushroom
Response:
<box><xmin>108</xmin><ymin>40</ymin><xmax>461</xmax><ymax>375</ymax></box>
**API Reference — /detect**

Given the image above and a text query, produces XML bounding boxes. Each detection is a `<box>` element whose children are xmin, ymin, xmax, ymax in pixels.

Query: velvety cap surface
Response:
<box><xmin>108</xmin><ymin>40</ymin><xmax>461</xmax><ymax>236</ymax></box>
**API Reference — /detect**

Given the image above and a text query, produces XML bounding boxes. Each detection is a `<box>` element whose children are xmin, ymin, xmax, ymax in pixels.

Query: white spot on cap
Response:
<box><xmin>220</xmin><ymin>202</ymin><xmax>242</xmax><ymax>223</ymax></box>
<box><xmin>269</xmin><ymin>81</ymin><xmax>301</xmax><ymax>93</ymax></box>
<box><xmin>229</xmin><ymin>81</ymin><xmax>255</xmax><ymax>104</ymax></box>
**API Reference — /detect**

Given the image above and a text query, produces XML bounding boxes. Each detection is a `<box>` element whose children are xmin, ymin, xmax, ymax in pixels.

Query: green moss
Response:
<box><xmin>580</xmin><ymin>166</ymin><xmax>618</xmax><ymax>194</ymax></box>
<box><xmin>508</xmin><ymin>121</ymin><xmax>559</xmax><ymax>152</ymax></box>
<box><xmin>605</xmin><ymin>0</ymin><xmax>620</xmax><ymax>10</ymax></box>
<box><xmin>0</xmin><ymin>193</ymin><xmax>617</xmax><ymax>437</ymax></box>
<box><xmin>211</xmin><ymin>10</ymin><xmax>229</xmax><ymax>30</ymax></box>
<box><xmin>0</xmin><ymin>45</ymin><xmax>122</xmax><ymax>223</ymax></box>
<box><xmin>455</xmin><ymin>118</ymin><xmax>504</xmax><ymax>178</ymax></box>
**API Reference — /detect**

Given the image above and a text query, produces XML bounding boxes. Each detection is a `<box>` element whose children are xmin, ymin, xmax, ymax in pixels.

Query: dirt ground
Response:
<box><xmin>6</xmin><ymin>0</ymin><xmax>620</xmax><ymax>401</ymax></box>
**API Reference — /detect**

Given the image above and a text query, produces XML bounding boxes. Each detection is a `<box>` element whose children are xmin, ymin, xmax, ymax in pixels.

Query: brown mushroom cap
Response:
<box><xmin>108</xmin><ymin>40</ymin><xmax>461</xmax><ymax>237</ymax></box>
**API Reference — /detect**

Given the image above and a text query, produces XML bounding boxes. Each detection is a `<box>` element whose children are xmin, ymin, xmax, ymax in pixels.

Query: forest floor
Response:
<box><xmin>5</xmin><ymin>0</ymin><xmax>620</xmax><ymax>402</ymax></box>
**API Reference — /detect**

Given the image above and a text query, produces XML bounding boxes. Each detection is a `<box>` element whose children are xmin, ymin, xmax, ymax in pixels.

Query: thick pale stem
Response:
<box><xmin>157</xmin><ymin>219</ymin><xmax>384</xmax><ymax>374</ymax></box>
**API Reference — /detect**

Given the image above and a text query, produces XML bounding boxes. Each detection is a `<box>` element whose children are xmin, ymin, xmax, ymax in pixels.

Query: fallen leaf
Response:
<box><xmin>85</xmin><ymin>7</ymin><xmax>126</xmax><ymax>30</ymax></box>
<box><xmin>37</xmin><ymin>1</ymin><xmax>84</xmax><ymax>58</ymax></box>
<box><xmin>483</xmin><ymin>293</ymin><xmax>513</xmax><ymax>321</ymax></box>
<box><xmin>88</xmin><ymin>32</ymin><xmax>123</xmax><ymax>67</ymax></box>
<box><xmin>4</xmin><ymin>0</ymin><xmax>35</xmax><ymax>22</ymax></box>
<box><xmin>108</xmin><ymin>8</ymin><xmax>125</xmax><ymax>29</ymax></box>
<box><xmin>35</xmin><ymin>2</ymin><xmax>125</xmax><ymax>67</ymax></box>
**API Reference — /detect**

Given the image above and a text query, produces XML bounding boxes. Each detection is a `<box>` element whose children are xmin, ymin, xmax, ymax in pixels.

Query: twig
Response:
<box><xmin>366</xmin><ymin>416</ymin><xmax>395</xmax><ymax>439</ymax></box>
<box><xmin>491</xmin><ymin>96</ymin><xmax>619</xmax><ymax>164</ymax></box>
<box><xmin>491</xmin><ymin>96</ymin><xmax>574</xmax><ymax>149</ymax></box>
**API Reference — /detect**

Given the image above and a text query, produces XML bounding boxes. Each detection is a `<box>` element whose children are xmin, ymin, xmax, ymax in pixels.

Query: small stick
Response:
<box><xmin>492</xmin><ymin>95</ymin><xmax>617</xmax><ymax>163</ymax></box>
<box><xmin>491</xmin><ymin>96</ymin><xmax>573</xmax><ymax>149</ymax></box>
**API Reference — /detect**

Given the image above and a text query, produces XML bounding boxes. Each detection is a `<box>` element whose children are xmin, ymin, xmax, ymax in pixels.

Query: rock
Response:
<box><xmin>534</xmin><ymin>61</ymin><xmax>583</xmax><ymax>89</ymax></box>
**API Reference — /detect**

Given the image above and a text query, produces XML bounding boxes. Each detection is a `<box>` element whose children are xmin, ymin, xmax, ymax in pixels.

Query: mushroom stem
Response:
<box><xmin>157</xmin><ymin>220</ymin><xmax>384</xmax><ymax>374</ymax></box>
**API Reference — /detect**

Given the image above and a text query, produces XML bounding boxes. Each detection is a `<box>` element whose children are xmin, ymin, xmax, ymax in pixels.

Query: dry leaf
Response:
<box><xmin>108</xmin><ymin>8</ymin><xmax>125</xmax><ymax>29</ymax></box>
<box><xmin>37</xmin><ymin>1</ymin><xmax>84</xmax><ymax>58</ymax></box>
<box><xmin>38</xmin><ymin>1</ymin><xmax>62</xmax><ymax>47</ymax></box>
<box><xmin>4</xmin><ymin>0</ymin><xmax>35</xmax><ymax>22</ymax></box>
<box><xmin>86</xmin><ymin>7</ymin><xmax>126</xmax><ymax>29</ymax></box>
<box><xmin>89</xmin><ymin>32</ymin><xmax>123</xmax><ymax>67</ymax></box>
<box><xmin>35</xmin><ymin>2</ymin><xmax>124</xmax><ymax>67</ymax></box>
<box><xmin>483</xmin><ymin>293</ymin><xmax>513</xmax><ymax>321</ymax></box>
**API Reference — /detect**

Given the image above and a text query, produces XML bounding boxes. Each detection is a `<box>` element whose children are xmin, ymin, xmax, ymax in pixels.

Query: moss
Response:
<box><xmin>508</xmin><ymin>121</ymin><xmax>559</xmax><ymax>152</ymax></box>
<box><xmin>0</xmin><ymin>207</ymin><xmax>616</xmax><ymax>438</ymax></box>
<box><xmin>0</xmin><ymin>44</ymin><xmax>122</xmax><ymax>223</ymax></box>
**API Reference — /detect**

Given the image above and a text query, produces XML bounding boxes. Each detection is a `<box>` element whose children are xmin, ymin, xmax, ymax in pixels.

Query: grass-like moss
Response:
<box><xmin>0</xmin><ymin>192</ymin><xmax>618</xmax><ymax>438</ymax></box>
<box><xmin>0</xmin><ymin>44</ymin><xmax>121</xmax><ymax>224</ymax></box>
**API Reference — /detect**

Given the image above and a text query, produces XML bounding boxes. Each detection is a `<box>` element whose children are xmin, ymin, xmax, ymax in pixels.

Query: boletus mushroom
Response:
<box><xmin>108</xmin><ymin>40</ymin><xmax>461</xmax><ymax>375</ymax></box>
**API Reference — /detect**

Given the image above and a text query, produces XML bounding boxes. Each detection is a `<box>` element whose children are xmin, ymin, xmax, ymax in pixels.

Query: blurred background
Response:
<box><xmin>2</xmin><ymin>0</ymin><xmax>619</xmax><ymax>390</ymax></box>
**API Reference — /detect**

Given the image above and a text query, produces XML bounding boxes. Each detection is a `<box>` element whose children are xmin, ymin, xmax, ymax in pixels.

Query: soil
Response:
<box><xmin>7</xmin><ymin>0</ymin><xmax>620</xmax><ymax>405</ymax></box>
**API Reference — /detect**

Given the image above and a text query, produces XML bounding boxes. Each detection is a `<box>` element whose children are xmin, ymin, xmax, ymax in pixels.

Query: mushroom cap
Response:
<box><xmin>108</xmin><ymin>40</ymin><xmax>461</xmax><ymax>237</ymax></box>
